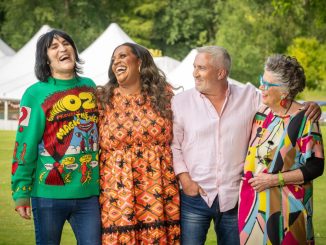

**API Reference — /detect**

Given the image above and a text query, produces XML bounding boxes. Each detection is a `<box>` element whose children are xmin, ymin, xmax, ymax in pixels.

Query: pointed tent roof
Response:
<box><xmin>0</xmin><ymin>38</ymin><xmax>15</xmax><ymax>57</ymax></box>
<box><xmin>153</xmin><ymin>56</ymin><xmax>180</xmax><ymax>75</ymax></box>
<box><xmin>0</xmin><ymin>25</ymin><xmax>52</xmax><ymax>100</ymax></box>
<box><xmin>167</xmin><ymin>49</ymin><xmax>198</xmax><ymax>92</ymax></box>
<box><xmin>0</xmin><ymin>38</ymin><xmax>16</xmax><ymax>67</ymax></box>
<box><xmin>81</xmin><ymin>23</ymin><xmax>134</xmax><ymax>85</ymax></box>
<box><xmin>167</xmin><ymin>49</ymin><xmax>244</xmax><ymax>93</ymax></box>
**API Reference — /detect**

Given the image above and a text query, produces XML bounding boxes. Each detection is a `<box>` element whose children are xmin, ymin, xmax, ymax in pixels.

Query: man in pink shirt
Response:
<box><xmin>171</xmin><ymin>46</ymin><xmax>320</xmax><ymax>245</ymax></box>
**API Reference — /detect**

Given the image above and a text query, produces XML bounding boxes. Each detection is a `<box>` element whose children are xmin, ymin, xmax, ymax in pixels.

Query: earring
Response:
<box><xmin>138</xmin><ymin>66</ymin><xmax>141</xmax><ymax>73</ymax></box>
<box><xmin>280</xmin><ymin>95</ymin><xmax>287</xmax><ymax>108</ymax></box>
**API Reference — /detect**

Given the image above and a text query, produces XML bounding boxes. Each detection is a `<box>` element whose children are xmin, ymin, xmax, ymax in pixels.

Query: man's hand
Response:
<box><xmin>15</xmin><ymin>198</ymin><xmax>31</xmax><ymax>219</ymax></box>
<box><xmin>178</xmin><ymin>172</ymin><xmax>206</xmax><ymax>196</ymax></box>
<box><xmin>15</xmin><ymin>205</ymin><xmax>31</xmax><ymax>219</ymax></box>
<box><xmin>304</xmin><ymin>101</ymin><xmax>321</xmax><ymax>122</ymax></box>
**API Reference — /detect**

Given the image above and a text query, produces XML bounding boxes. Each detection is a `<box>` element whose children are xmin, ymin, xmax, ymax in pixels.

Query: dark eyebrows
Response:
<box><xmin>49</xmin><ymin>37</ymin><xmax>70</xmax><ymax>48</ymax></box>
<box><xmin>112</xmin><ymin>51</ymin><xmax>127</xmax><ymax>60</ymax></box>
<box><xmin>49</xmin><ymin>42</ymin><xmax>58</xmax><ymax>48</ymax></box>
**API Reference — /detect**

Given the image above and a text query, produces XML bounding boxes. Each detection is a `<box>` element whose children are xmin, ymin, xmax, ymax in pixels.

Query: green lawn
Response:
<box><xmin>0</xmin><ymin>131</ymin><xmax>74</xmax><ymax>245</ymax></box>
<box><xmin>1</xmin><ymin>128</ymin><xmax>325</xmax><ymax>244</ymax></box>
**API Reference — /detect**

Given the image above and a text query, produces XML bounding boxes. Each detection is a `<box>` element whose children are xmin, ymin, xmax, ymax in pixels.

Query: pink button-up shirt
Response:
<box><xmin>171</xmin><ymin>82</ymin><xmax>261</xmax><ymax>211</ymax></box>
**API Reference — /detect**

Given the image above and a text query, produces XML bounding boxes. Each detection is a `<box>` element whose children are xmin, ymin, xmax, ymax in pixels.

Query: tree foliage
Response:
<box><xmin>152</xmin><ymin>0</ymin><xmax>217</xmax><ymax>59</ymax></box>
<box><xmin>287</xmin><ymin>37</ymin><xmax>326</xmax><ymax>89</ymax></box>
<box><xmin>0</xmin><ymin>0</ymin><xmax>325</xmax><ymax>89</ymax></box>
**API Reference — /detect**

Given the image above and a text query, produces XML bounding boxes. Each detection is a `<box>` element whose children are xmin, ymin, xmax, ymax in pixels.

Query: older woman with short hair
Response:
<box><xmin>238</xmin><ymin>54</ymin><xmax>324</xmax><ymax>244</ymax></box>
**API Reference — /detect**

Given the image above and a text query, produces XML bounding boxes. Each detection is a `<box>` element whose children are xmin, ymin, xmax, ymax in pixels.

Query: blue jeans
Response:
<box><xmin>180</xmin><ymin>191</ymin><xmax>239</xmax><ymax>245</ymax></box>
<box><xmin>31</xmin><ymin>196</ymin><xmax>101</xmax><ymax>245</ymax></box>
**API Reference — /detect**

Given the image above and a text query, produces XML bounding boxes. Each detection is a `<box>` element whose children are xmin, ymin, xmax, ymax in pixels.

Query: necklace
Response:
<box><xmin>254</xmin><ymin>100</ymin><xmax>292</xmax><ymax>169</ymax></box>
<box><xmin>274</xmin><ymin>100</ymin><xmax>293</xmax><ymax>118</ymax></box>
<box><xmin>255</xmin><ymin>116</ymin><xmax>284</xmax><ymax>167</ymax></box>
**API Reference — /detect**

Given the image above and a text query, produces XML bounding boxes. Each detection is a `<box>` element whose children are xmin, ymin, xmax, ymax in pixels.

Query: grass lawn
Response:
<box><xmin>1</xmin><ymin>128</ymin><xmax>325</xmax><ymax>244</ymax></box>
<box><xmin>0</xmin><ymin>130</ymin><xmax>75</xmax><ymax>245</ymax></box>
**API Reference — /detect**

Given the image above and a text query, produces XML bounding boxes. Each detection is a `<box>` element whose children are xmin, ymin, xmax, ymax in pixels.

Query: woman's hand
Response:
<box><xmin>248</xmin><ymin>172</ymin><xmax>278</xmax><ymax>192</ymax></box>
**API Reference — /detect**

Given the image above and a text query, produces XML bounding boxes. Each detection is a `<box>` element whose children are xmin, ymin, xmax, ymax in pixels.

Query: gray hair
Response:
<box><xmin>197</xmin><ymin>46</ymin><xmax>231</xmax><ymax>74</ymax></box>
<box><xmin>264</xmin><ymin>54</ymin><xmax>305</xmax><ymax>100</ymax></box>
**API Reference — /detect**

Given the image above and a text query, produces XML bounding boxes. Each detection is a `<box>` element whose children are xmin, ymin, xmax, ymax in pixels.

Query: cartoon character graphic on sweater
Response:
<box><xmin>79</xmin><ymin>154</ymin><xmax>93</xmax><ymax>184</ymax></box>
<box><xmin>39</xmin><ymin>87</ymin><xmax>99</xmax><ymax>185</ymax></box>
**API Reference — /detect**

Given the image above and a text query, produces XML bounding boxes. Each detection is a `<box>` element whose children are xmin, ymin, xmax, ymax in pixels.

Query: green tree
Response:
<box><xmin>214</xmin><ymin>0</ymin><xmax>274</xmax><ymax>84</ymax></box>
<box><xmin>1</xmin><ymin>0</ymin><xmax>325</xmax><ymax>93</ymax></box>
<box><xmin>0</xmin><ymin>0</ymin><xmax>124</xmax><ymax>51</ymax></box>
<box><xmin>152</xmin><ymin>0</ymin><xmax>217</xmax><ymax>59</ymax></box>
<box><xmin>114</xmin><ymin>0</ymin><xmax>167</xmax><ymax>48</ymax></box>
<box><xmin>213</xmin><ymin>0</ymin><xmax>326</xmax><ymax>85</ymax></box>
<box><xmin>287</xmin><ymin>37</ymin><xmax>326</xmax><ymax>89</ymax></box>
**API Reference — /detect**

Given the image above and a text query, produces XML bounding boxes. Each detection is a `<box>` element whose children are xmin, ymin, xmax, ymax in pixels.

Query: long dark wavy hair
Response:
<box><xmin>97</xmin><ymin>42</ymin><xmax>174</xmax><ymax>120</ymax></box>
<box><xmin>35</xmin><ymin>29</ymin><xmax>83</xmax><ymax>82</ymax></box>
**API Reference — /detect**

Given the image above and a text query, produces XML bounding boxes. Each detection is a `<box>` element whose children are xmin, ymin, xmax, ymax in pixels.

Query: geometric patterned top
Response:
<box><xmin>239</xmin><ymin>106</ymin><xmax>324</xmax><ymax>245</ymax></box>
<box><xmin>99</xmin><ymin>89</ymin><xmax>180</xmax><ymax>244</ymax></box>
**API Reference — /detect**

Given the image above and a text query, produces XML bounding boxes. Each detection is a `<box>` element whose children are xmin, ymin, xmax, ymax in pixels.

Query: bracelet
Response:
<box><xmin>278</xmin><ymin>171</ymin><xmax>285</xmax><ymax>187</ymax></box>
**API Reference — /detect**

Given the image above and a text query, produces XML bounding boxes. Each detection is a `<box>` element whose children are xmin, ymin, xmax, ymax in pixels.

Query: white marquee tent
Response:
<box><xmin>81</xmin><ymin>23</ymin><xmax>180</xmax><ymax>84</ymax></box>
<box><xmin>167</xmin><ymin>49</ymin><xmax>244</xmax><ymax>93</ymax></box>
<box><xmin>0</xmin><ymin>38</ymin><xmax>16</xmax><ymax>67</ymax></box>
<box><xmin>0</xmin><ymin>23</ymin><xmax>247</xmax><ymax>129</ymax></box>
<box><xmin>81</xmin><ymin>23</ymin><xmax>134</xmax><ymax>85</ymax></box>
<box><xmin>0</xmin><ymin>23</ymin><xmax>180</xmax><ymax>100</ymax></box>
<box><xmin>0</xmin><ymin>25</ymin><xmax>52</xmax><ymax>100</ymax></box>
<box><xmin>154</xmin><ymin>56</ymin><xmax>180</xmax><ymax>75</ymax></box>
<box><xmin>0</xmin><ymin>38</ymin><xmax>15</xmax><ymax>57</ymax></box>
<box><xmin>167</xmin><ymin>49</ymin><xmax>198</xmax><ymax>91</ymax></box>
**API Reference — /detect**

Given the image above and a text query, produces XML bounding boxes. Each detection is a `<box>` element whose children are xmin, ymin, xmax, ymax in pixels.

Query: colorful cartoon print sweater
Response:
<box><xmin>11</xmin><ymin>77</ymin><xmax>99</xmax><ymax>206</ymax></box>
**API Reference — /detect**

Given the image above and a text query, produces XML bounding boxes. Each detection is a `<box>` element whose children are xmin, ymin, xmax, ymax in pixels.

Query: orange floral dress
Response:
<box><xmin>99</xmin><ymin>89</ymin><xmax>180</xmax><ymax>245</ymax></box>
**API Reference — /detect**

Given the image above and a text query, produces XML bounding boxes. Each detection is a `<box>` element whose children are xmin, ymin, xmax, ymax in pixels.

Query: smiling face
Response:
<box><xmin>193</xmin><ymin>52</ymin><xmax>223</xmax><ymax>94</ymax></box>
<box><xmin>111</xmin><ymin>45</ymin><xmax>141</xmax><ymax>88</ymax></box>
<box><xmin>260</xmin><ymin>70</ymin><xmax>288</xmax><ymax>107</ymax></box>
<box><xmin>47</xmin><ymin>36</ymin><xmax>76</xmax><ymax>79</ymax></box>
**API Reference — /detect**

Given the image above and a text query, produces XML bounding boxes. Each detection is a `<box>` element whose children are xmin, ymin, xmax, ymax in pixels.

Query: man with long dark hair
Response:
<box><xmin>11</xmin><ymin>29</ymin><xmax>101</xmax><ymax>245</ymax></box>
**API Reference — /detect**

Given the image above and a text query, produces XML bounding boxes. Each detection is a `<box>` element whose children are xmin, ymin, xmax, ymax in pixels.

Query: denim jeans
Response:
<box><xmin>31</xmin><ymin>196</ymin><xmax>101</xmax><ymax>245</ymax></box>
<box><xmin>180</xmin><ymin>191</ymin><xmax>240</xmax><ymax>245</ymax></box>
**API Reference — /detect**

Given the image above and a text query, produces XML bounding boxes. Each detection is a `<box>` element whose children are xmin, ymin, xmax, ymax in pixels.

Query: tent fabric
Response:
<box><xmin>81</xmin><ymin>23</ymin><xmax>134</xmax><ymax>85</ymax></box>
<box><xmin>167</xmin><ymin>49</ymin><xmax>198</xmax><ymax>92</ymax></box>
<box><xmin>0</xmin><ymin>56</ymin><xmax>14</xmax><ymax>67</ymax></box>
<box><xmin>0</xmin><ymin>25</ymin><xmax>52</xmax><ymax>100</ymax></box>
<box><xmin>0</xmin><ymin>23</ymin><xmax>244</xmax><ymax>101</ymax></box>
<box><xmin>0</xmin><ymin>38</ymin><xmax>15</xmax><ymax>58</ymax></box>
<box><xmin>0</xmin><ymin>38</ymin><xmax>16</xmax><ymax>68</ymax></box>
<box><xmin>0</xmin><ymin>23</ymin><xmax>179</xmax><ymax>100</ymax></box>
<box><xmin>81</xmin><ymin>23</ymin><xmax>180</xmax><ymax>85</ymax></box>
<box><xmin>153</xmin><ymin>56</ymin><xmax>180</xmax><ymax>75</ymax></box>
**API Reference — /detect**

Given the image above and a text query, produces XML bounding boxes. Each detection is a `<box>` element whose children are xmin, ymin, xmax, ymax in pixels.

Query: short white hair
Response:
<box><xmin>197</xmin><ymin>46</ymin><xmax>231</xmax><ymax>74</ymax></box>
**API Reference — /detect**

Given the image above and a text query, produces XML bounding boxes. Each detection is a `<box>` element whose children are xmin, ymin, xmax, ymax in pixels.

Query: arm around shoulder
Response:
<box><xmin>299</xmin><ymin>120</ymin><xmax>324</xmax><ymax>181</ymax></box>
